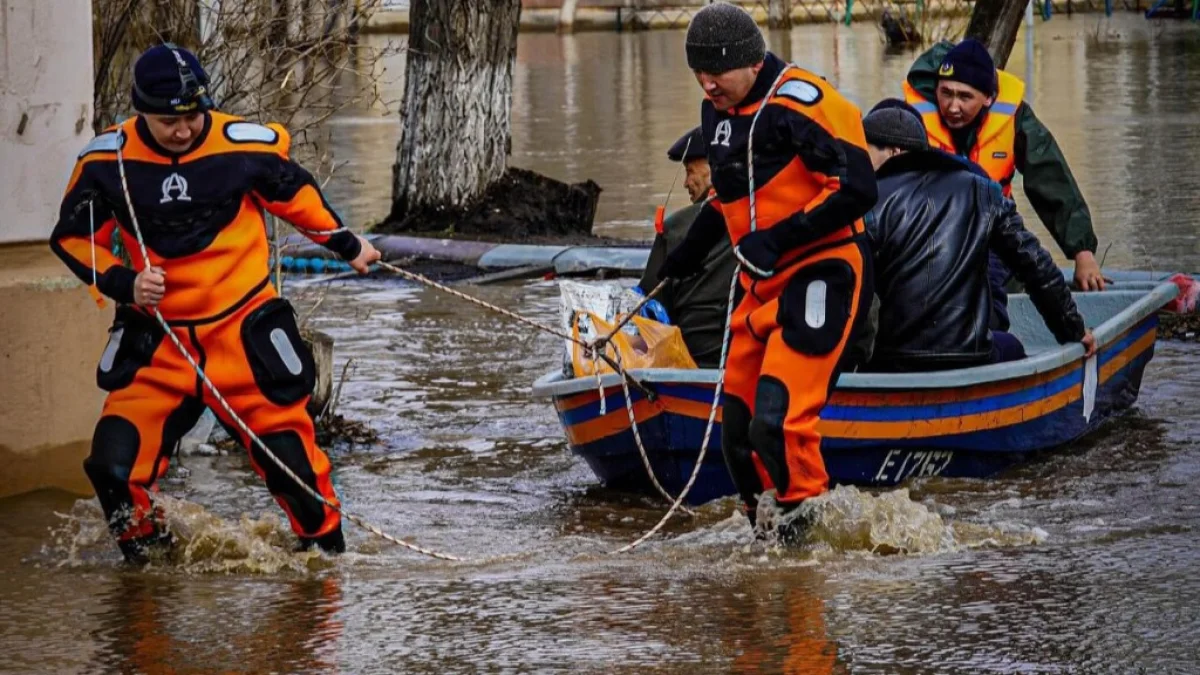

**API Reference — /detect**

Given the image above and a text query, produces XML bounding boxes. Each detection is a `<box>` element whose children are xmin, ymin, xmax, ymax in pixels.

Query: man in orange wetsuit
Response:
<box><xmin>49</xmin><ymin>44</ymin><xmax>381</xmax><ymax>562</ymax></box>
<box><xmin>658</xmin><ymin>3</ymin><xmax>878</xmax><ymax>540</ymax></box>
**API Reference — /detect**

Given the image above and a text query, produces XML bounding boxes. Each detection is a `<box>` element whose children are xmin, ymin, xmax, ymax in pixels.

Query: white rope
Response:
<box><xmin>611</xmin><ymin>345</ymin><xmax>696</xmax><ymax>516</ymax></box>
<box><xmin>290</xmin><ymin>224</ymin><xmax>352</xmax><ymax>236</ymax></box>
<box><xmin>88</xmin><ymin>200</ymin><xmax>99</xmax><ymax>289</ymax></box>
<box><xmin>661</xmin><ymin>134</ymin><xmax>692</xmax><ymax>216</ymax></box>
<box><xmin>610</xmin><ymin>266</ymin><xmax>739</xmax><ymax>554</ymax></box>
<box><xmin>377</xmin><ymin>260</ymin><xmax>586</xmax><ymax>347</ymax></box>
<box><xmin>115</xmin><ymin>130</ymin><xmax>465</xmax><ymax>562</ymax></box>
<box><xmin>747</xmin><ymin>67</ymin><xmax>792</xmax><ymax>236</ymax></box>
<box><xmin>590</xmin><ymin>347</ymin><xmax>607</xmax><ymax>416</ymax></box>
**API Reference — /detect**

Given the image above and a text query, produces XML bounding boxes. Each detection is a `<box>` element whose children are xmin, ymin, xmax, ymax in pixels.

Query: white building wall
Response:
<box><xmin>0</xmin><ymin>0</ymin><xmax>94</xmax><ymax>243</ymax></box>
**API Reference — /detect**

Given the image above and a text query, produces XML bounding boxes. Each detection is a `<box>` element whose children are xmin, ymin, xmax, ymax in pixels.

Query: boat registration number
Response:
<box><xmin>873</xmin><ymin>449</ymin><xmax>954</xmax><ymax>483</ymax></box>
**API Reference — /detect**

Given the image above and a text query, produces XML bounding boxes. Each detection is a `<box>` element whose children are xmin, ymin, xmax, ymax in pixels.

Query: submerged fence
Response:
<box><xmin>608</xmin><ymin>0</ymin><xmax>1152</xmax><ymax>29</ymax></box>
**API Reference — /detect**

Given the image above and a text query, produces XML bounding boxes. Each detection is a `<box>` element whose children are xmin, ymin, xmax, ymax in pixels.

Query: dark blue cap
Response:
<box><xmin>667</xmin><ymin>127</ymin><xmax>706</xmax><ymax>162</ymax></box>
<box><xmin>131</xmin><ymin>44</ymin><xmax>214</xmax><ymax>115</ymax></box>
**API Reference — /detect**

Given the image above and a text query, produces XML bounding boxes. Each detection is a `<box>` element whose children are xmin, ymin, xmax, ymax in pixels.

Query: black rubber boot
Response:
<box><xmin>774</xmin><ymin>503</ymin><xmax>814</xmax><ymax>547</ymax></box>
<box><xmin>297</xmin><ymin>526</ymin><xmax>346</xmax><ymax>554</ymax></box>
<box><xmin>118</xmin><ymin>529</ymin><xmax>176</xmax><ymax>565</ymax></box>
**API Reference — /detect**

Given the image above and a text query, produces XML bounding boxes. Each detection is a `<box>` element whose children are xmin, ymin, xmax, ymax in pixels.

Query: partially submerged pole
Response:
<box><xmin>1025</xmin><ymin>0</ymin><xmax>1035</xmax><ymax>98</ymax></box>
<box><xmin>559</xmin><ymin>0</ymin><xmax>578</xmax><ymax>32</ymax></box>
<box><xmin>768</xmin><ymin>0</ymin><xmax>793</xmax><ymax>29</ymax></box>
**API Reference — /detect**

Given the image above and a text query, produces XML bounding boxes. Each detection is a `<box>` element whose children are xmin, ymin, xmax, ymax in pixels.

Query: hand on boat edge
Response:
<box><xmin>1081</xmin><ymin>330</ymin><xmax>1097</xmax><ymax>359</ymax></box>
<box><xmin>1074</xmin><ymin>251</ymin><xmax>1107</xmax><ymax>292</ymax></box>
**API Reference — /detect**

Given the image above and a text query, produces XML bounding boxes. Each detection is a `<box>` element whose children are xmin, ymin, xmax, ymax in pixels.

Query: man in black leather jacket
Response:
<box><xmin>861</xmin><ymin>101</ymin><xmax>1095</xmax><ymax>371</ymax></box>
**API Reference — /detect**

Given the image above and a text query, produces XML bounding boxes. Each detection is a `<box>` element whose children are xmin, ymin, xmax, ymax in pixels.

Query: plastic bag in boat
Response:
<box><xmin>568</xmin><ymin>312</ymin><xmax>697</xmax><ymax>377</ymax></box>
<box><xmin>558</xmin><ymin>280</ymin><xmax>697</xmax><ymax>376</ymax></box>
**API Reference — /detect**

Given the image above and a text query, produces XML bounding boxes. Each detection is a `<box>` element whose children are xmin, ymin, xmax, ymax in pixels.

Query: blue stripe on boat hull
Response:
<box><xmin>557</xmin><ymin>341</ymin><xmax>1153</xmax><ymax>506</ymax></box>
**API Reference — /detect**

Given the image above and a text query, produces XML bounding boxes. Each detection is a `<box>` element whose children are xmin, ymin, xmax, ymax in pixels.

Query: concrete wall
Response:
<box><xmin>0</xmin><ymin>248</ymin><xmax>111</xmax><ymax>498</ymax></box>
<box><xmin>0</xmin><ymin>0</ymin><xmax>109</xmax><ymax>498</ymax></box>
<box><xmin>0</xmin><ymin>0</ymin><xmax>95</xmax><ymax>244</ymax></box>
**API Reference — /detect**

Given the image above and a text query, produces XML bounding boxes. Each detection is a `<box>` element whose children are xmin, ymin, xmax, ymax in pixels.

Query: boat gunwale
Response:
<box><xmin>531</xmin><ymin>283</ymin><xmax>1178</xmax><ymax>398</ymax></box>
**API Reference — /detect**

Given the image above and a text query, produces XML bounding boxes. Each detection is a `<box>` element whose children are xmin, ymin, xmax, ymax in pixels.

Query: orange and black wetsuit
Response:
<box><xmin>50</xmin><ymin>112</ymin><xmax>360</xmax><ymax>558</ymax></box>
<box><xmin>662</xmin><ymin>53</ymin><xmax>877</xmax><ymax>519</ymax></box>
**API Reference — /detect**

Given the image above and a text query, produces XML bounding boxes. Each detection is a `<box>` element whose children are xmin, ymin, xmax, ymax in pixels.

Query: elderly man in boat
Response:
<box><xmin>658</xmin><ymin>2</ymin><xmax>877</xmax><ymax>541</ymax></box>
<box><xmin>636</xmin><ymin>127</ymin><xmax>738</xmax><ymax>368</ymax></box>
<box><xmin>861</xmin><ymin>101</ymin><xmax>1096</xmax><ymax>371</ymax></box>
<box><xmin>903</xmin><ymin>39</ymin><xmax>1107</xmax><ymax>294</ymax></box>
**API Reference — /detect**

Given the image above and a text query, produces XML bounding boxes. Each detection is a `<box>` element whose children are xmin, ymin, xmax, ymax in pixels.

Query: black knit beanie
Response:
<box><xmin>131</xmin><ymin>44</ymin><xmax>214</xmax><ymax>115</ymax></box>
<box><xmin>685</xmin><ymin>2</ymin><xmax>766</xmax><ymax>74</ymax></box>
<box><xmin>863</xmin><ymin>104</ymin><xmax>929</xmax><ymax>152</ymax></box>
<box><xmin>938</xmin><ymin>38</ymin><xmax>997</xmax><ymax>97</ymax></box>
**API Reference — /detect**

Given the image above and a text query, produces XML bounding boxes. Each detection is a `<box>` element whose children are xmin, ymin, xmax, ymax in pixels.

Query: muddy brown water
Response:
<box><xmin>3</xmin><ymin>16</ymin><xmax>1200</xmax><ymax>674</ymax></box>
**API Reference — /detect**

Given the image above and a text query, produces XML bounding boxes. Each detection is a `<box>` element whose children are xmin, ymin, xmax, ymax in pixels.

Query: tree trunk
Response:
<box><xmin>964</xmin><ymin>0</ymin><xmax>1028</xmax><ymax>69</ymax></box>
<box><xmin>390</xmin><ymin>0</ymin><xmax>522</xmax><ymax>221</ymax></box>
<box><xmin>768</xmin><ymin>0</ymin><xmax>793</xmax><ymax>29</ymax></box>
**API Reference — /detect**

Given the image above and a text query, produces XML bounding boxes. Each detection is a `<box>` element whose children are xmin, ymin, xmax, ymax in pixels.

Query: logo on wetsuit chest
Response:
<box><xmin>160</xmin><ymin>173</ymin><xmax>192</xmax><ymax>204</ymax></box>
<box><xmin>712</xmin><ymin>119</ymin><xmax>733</xmax><ymax>148</ymax></box>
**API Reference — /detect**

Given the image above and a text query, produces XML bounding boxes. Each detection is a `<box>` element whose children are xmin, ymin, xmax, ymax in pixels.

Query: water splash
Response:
<box><xmin>751</xmin><ymin>486</ymin><xmax>1047</xmax><ymax>557</ymax></box>
<box><xmin>42</xmin><ymin>496</ymin><xmax>337</xmax><ymax>575</ymax></box>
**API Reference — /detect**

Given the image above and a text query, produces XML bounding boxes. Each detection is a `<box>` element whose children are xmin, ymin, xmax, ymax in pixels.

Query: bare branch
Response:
<box><xmin>93</xmin><ymin>0</ymin><xmax>404</xmax><ymax>182</ymax></box>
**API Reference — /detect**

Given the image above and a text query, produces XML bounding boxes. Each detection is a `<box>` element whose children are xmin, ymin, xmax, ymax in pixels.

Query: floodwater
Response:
<box><xmin>3</xmin><ymin>14</ymin><xmax>1200</xmax><ymax>674</ymax></box>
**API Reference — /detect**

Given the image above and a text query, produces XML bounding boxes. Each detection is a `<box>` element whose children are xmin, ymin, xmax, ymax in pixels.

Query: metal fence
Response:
<box><xmin>612</xmin><ymin>0</ymin><xmax>1152</xmax><ymax>29</ymax></box>
<box><xmin>372</xmin><ymin>0</ymin><xmax>1153</xmax><ymax>28</ymax></box>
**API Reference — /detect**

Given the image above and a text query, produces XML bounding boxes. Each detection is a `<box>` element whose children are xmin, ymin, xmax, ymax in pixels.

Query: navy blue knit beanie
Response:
<box><xmin>938</xmin><ymin>39</ymin><xmax>996</xmax><ymax>96</ymax></box>
<box><xmin>131</xmin><ymin>44</ymin><xmax>214</xmax><ymax>115</ymax></box>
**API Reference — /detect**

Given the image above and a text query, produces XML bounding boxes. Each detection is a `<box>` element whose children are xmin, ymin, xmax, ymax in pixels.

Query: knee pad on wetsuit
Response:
<box><xmin>241</xmin><ymin>298</ymin><xmax>316</xmax><ymax>406</ymax></box>
<box><xmin>96</xmin><ymin>307</ymin><xmax>165</xmax><ymax>392</ymax></box>
<box><xmin>251</xmin><ymin>430</ymin><xmax>327</xmax><ymax>534</ymax></box>
<box><xmin>85</xmin><ymin>416</ymin><xmax>141</xmax><ymax>485</ymax></box>
<box><xmin>777</xmin><ymin>259</ymin><xmax>856</xmax><ymax>356</ymax></box>
<box><xmin>747</xmin><ymin>376</ymin><xmax>790</xmax><ymax>496</ymax></box>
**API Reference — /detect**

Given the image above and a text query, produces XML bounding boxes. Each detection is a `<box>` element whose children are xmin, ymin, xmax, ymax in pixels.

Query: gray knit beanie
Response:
<box><xmin>685</xmin><ymin>2</ymin><xmax>766</xmax><ymax>74</ymax></box>
<box><xmin>862</xmin><ymin>107</ymin><xmax>929</xmax><ymax>152</ymax></box>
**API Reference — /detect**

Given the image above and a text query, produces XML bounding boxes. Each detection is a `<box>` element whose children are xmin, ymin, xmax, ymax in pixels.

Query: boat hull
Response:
<box><xmin>546</xmin><ymin>315</ymin><xmax>1159</xmax><ymax>505</ymax></box>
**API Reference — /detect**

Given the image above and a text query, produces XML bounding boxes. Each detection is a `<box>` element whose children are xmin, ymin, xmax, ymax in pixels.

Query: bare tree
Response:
<box><xmin>92</xmin><ymin>0</ymin><xmax>400</xmax><ymax>170</ymax></box>
<box><xmin>388</xmin><ymin>0</ymin><xmax>522</xmax><ymax>224</ymax></box>
<box><xmin>964</xmin><ymin>0</ymin><xmax>1028</xmax><ymax>68</ymax></box>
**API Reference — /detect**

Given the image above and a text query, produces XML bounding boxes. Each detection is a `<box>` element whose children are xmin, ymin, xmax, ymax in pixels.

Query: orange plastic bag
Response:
<box><xmin>569</xmin><ymin>311</ymin><xmax>698</xmax><ymax>377</ymax></box>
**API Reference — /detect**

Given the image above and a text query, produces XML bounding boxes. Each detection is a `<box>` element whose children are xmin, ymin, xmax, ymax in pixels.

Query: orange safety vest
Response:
<box><xmin>903</xmin><ymin>70</ymin><xmax>1025</xmax><ymax>196</ymax></box>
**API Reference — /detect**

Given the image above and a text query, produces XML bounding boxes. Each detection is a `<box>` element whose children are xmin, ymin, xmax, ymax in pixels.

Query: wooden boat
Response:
<box><xmin>532</xmin><ymin>281</ymin><xmax>1180</xmax><ymax>505</ymax></box>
